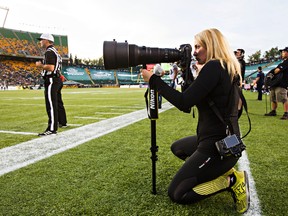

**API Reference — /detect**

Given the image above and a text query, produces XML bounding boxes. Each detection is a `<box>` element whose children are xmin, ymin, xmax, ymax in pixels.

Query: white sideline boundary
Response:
<box><xmin>0</xmin><ymin>102</ymin><xmax>172</xmax><ymax>176</ymax></box>
<box><xmin>239</xmin><ymin>151</ymin><xmax>262</xmax><ymax>216</ymax></box>
<box><xmin>0</xmin><ymin>102</ymin><xmax>261</xmax><ymax>215</ymax></box>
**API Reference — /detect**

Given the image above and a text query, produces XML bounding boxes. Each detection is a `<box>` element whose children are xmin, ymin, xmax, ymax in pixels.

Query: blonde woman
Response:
<box><xmin>141</xmin><ymin>28</ymin><xmax>249</xmax><ymax>213</ymax></box>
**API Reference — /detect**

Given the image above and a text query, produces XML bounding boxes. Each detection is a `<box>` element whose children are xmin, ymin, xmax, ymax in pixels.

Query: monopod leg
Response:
<box><xmin>150</xmin><ymin>119</ymin><xmax>158</xmax><ymax>195</ymax></box>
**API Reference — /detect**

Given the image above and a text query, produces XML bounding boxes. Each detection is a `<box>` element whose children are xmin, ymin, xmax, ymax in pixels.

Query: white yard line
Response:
<box><xmin>0</xmin><ymin>102</ymin><xmax>261</xmax><ymax>215</ymax></box>
<box><xmin>41</xmin><ymin>123</ymin><xmax>83</xmax><ymax>126</ymax></box>
<box><xmin>0</xmin><ymin>103</ymin><xmax>172</xmax><ymax>176</ymax></box>
<box><xmin>0</xmin><ymin>130</ymin><xmax>38</xmax><ymax>135</ymax></box>
<box><xmin>73</xmin><ymin>116</ymin><xmax>107</xmax><ymax>120</ymax></box>
<box><xmin>63</xmin><ymin>123</ymin><xmax>83</xmax><ymax>127</ymax></box>
<box><xmin>94</xmin><ymin>112</ymin><xmax>124</xmax><ymax>115</ymax></box>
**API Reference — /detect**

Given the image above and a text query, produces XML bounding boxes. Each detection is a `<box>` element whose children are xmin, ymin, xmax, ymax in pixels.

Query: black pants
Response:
<box><xmin>57</xmin><ymin>82</ymin><xmax>67</xmax><ymax>126</ymax></box>
<box><xmin>168</xmin><ymin>135</ymin><xmax>238</xmax><ymax>204</ymax></box>
<box><xmin>257</xmin><ymin>84</ymin><xmax>263</xmax><ymax>100</ymax></box>
<box><xmin>44</xmin><ymin>77</ymin><xmax>61</xmax><ymax>132</ymax></box>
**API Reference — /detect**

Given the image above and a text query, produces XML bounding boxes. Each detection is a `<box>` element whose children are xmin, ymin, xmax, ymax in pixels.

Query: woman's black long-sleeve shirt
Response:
<box><xmin>149</xmin><ymin>60</ymin><xmax>233</xmax><ymax>143</ymax></box>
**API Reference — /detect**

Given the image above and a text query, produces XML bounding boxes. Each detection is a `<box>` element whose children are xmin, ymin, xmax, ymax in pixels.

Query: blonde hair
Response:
<box><xmin>194</xmin><ymin>28</ymin><xmax>242</xmax><ymax>84</ymax></box>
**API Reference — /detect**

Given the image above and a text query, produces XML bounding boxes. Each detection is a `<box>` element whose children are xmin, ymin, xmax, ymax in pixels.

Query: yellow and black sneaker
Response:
<box><xmin>229</xmin><ymin>170</ymin><xmax>250</xmax><ymax>214</ymax></box>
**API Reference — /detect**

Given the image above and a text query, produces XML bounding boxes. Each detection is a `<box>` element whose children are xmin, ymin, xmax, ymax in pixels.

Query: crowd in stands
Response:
<box><xmin>0</xmin><ymin>37</ymin><xmax>41</xmax><ymax>56</ymax></box>
<box><xmin>0</xmin><ymin>28</ymin><xmax>69</xmax><ymax>89</ymax></box>
<box><xmin>0</xmin><ymin>60</ymin><xmax>42</xmax><ymax>88</ymax></box>
<box><xmin>0</xmin><ymin>37</ymin><xmax>68</xmax><ymax>57</ymax></box>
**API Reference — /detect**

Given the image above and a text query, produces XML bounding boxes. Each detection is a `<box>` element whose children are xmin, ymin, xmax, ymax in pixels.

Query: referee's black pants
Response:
<box><xmin>44</xmin><ymin>77</ymin><xmax>61</xmax><ymax>132</ymax></box>
<box><xmin>57</xmin><ymin>81</ymin><xmax>67</xmax><ymax>126</ymax></box>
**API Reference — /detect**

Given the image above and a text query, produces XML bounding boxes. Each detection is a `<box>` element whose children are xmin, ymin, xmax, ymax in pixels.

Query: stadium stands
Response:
<box><xmin>0</xmin><ymin>27</ymin><xmax>68</xmax><ymax>58</ymax></box>
<box><xmin>0</xmin><ymin>27</ymin><xmax>282</xmax><ymax>89</ymax></box>
<box><xmin>0</xmin><ymin>59</ymin><xmax>42</xmax><ymax>87</ymax></box>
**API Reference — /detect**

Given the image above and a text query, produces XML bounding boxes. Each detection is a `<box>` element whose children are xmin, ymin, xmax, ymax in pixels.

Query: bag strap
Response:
<box><xmin>238</xmin><ymin>88</ymin><xmax>251</xmax><ymax>138</ymax></box>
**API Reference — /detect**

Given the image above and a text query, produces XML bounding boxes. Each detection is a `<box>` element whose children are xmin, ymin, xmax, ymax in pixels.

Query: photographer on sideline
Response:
<box><xmin>141</xmin><ymin>28</ymin><xmax>250</xmax><ymax>214</ymax></box>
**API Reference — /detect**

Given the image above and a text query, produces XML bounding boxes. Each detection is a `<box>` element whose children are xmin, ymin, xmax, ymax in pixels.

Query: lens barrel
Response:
<box><xmin>103</xmin><ymin>40</ymin><xmax>181</xmax><ymax>69</ymax></box>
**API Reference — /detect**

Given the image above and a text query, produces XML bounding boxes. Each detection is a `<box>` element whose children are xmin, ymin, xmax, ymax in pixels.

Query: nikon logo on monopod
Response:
<box><xmin>150</xmin><ymin>89</ymin><xmax>156</xmax><ymax>110</ymax></box>
<box><xmin>149</xmin><ymin>88</ymin><xmax>158</xmax><ymax>119</ymax></box>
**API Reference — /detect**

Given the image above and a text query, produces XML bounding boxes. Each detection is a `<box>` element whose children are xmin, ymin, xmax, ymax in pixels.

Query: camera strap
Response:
<box><xmin>208</xmin><ymin>84</ymin><xmax>251</xmax><ymax>139</ymax></box>
<box><xmin>144</xmin><ymin>86</ymin><xmax>159</xmax><ymax>120</ymax></box>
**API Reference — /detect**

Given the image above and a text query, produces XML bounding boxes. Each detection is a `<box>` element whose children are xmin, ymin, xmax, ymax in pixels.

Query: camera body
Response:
<box><xmin>215</xmin><ymin>134</ymin><xmax>246</xmax><ymax>158</ymax></box>
<box><xmin>103</xmin><ymin>40</ymin><xmax>193</xmax><ymax>119</ymax></box>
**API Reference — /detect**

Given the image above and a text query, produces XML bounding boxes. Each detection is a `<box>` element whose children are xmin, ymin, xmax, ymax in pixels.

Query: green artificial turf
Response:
<box><xmin>0</xmin><ymin>88</ymin><xmax>287</xmax><ymax>215</ymax></box>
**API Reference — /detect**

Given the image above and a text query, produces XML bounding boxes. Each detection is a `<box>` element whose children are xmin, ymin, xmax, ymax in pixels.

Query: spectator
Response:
<box><xmin>169</xmin><ymin>64</ymin><xmax>179</xmax><ymax>89</ymax></box>
<box><xmin>235</xmin><ymin>48</ymin><xmax>246</xmax><ymax>86</ymax></box>
<box><xmin>265</xmin><ymin>47</ymin><xmax>288</xmax><ymax>120</ymax></box>
<box><xmin>254</xmin><ymin>66</ymin><xmax>264</xmax><ymax>100</ymax></box>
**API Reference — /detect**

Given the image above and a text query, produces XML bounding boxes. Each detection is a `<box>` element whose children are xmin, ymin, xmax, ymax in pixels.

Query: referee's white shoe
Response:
<box><xmin>38</xmin><ymin>130</ymin><xmax>57</xmax><ymax>136</ymax></box>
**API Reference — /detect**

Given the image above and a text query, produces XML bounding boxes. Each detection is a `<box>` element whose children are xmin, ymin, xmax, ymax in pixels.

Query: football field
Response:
<box><xmin>0</xmin><ymin>88</ymin><xmax>287</xmax><ymax>215</ymax></box>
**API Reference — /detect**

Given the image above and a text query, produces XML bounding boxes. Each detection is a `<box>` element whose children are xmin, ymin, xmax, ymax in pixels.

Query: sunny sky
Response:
<box><xmin>0</xmin><ymin>0</ymin><xmax>287</xmax><ymax>60</ymax></box>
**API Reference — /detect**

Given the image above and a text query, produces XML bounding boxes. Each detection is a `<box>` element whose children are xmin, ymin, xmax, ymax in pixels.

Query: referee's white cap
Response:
<box><xmin>37</xmin><ymin>33</ymin><xmax>54</xmax><ymax>42</ymax></box>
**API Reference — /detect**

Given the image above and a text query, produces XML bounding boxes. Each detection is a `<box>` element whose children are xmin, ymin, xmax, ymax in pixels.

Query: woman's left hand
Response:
<box><xmin>141</xmin><ymin>69</ymin><xmax>153</xmax><ymax>82</ymax></box>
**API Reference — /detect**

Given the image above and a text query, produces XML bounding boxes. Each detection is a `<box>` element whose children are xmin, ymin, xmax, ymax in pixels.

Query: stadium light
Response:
<box><xmin>0</xmin><ymin>6</ymin><xmax>9</xmax><ymax>28</ymax></box>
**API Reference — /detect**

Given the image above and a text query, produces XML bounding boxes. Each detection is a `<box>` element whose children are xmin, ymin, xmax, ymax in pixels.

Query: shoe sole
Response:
<box><xmin>38</xmin><ymin>134</ymin><xmax>57</xmax><ymax>137</ymax></box>
<box><xmin>38</xmin><ymin>132</ymin><xmax>57</xmax><ymax>136</ymax></box>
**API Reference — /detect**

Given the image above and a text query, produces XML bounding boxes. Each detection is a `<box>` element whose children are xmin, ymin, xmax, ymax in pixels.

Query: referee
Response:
<box><xmin>36</xmin><ymin>33</ymin><xmax>63</xmax><ymax>136</ymax></box>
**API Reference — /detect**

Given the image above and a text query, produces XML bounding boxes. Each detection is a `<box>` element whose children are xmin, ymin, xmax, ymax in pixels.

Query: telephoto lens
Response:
<box><xmin>103</xmin><ymin>40</ymin><xmax>181</xmax><ymax>69</ymax></box>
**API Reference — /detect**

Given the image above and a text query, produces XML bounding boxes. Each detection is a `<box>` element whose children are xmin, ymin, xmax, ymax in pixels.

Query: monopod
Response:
<box><xmin>144</xmin><ymin>64</ymin><xmax>159</xmax><ymax>195</ymax></box>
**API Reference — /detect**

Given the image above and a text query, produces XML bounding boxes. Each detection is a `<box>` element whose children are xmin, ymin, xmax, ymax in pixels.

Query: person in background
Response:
<box><xmin>254</xmin><ymin>66</ymin><xmax>265</xmax><ymax>100</ymax></box>
<box><xmin>265</xmin><ymin>47</ymin><xmax>288</xmax><ymax>120</ymax></box>
<box><xmin>36</xmin><ymin>33</ymin><xmax>62</xmax><ymax>136</ymax></box>
<box><xmin>191</xmin><ymin>61</ymin><xmax>204</xmax><ymax>79</ymax></box>
<box><xmin>141</xmin><ymin>28</ymin><xmax>250</xmax><ymax>214</ymax></box>
<box><xmin>170</xmin><ymin>63</ymin><xmax>179</xmax><ymax>89</ymax></box>
<box><xmin>235</xmin><ymin>48</ymin><xmax>246</xmax><ymax>87</ymax></box>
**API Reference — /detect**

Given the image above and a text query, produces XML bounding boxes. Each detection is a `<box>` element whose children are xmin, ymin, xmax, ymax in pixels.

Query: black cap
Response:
<box><xmin>279</xmin><ymin>47</ymin><xmax>288</xmax><ymax>52</ymax></box>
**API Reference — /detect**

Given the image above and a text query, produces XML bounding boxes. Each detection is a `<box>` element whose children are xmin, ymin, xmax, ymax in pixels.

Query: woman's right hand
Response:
<box><xmin>141</xmin><ymin>69</ymin><xmax>153</xmax><ymax>82</ymax></box>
